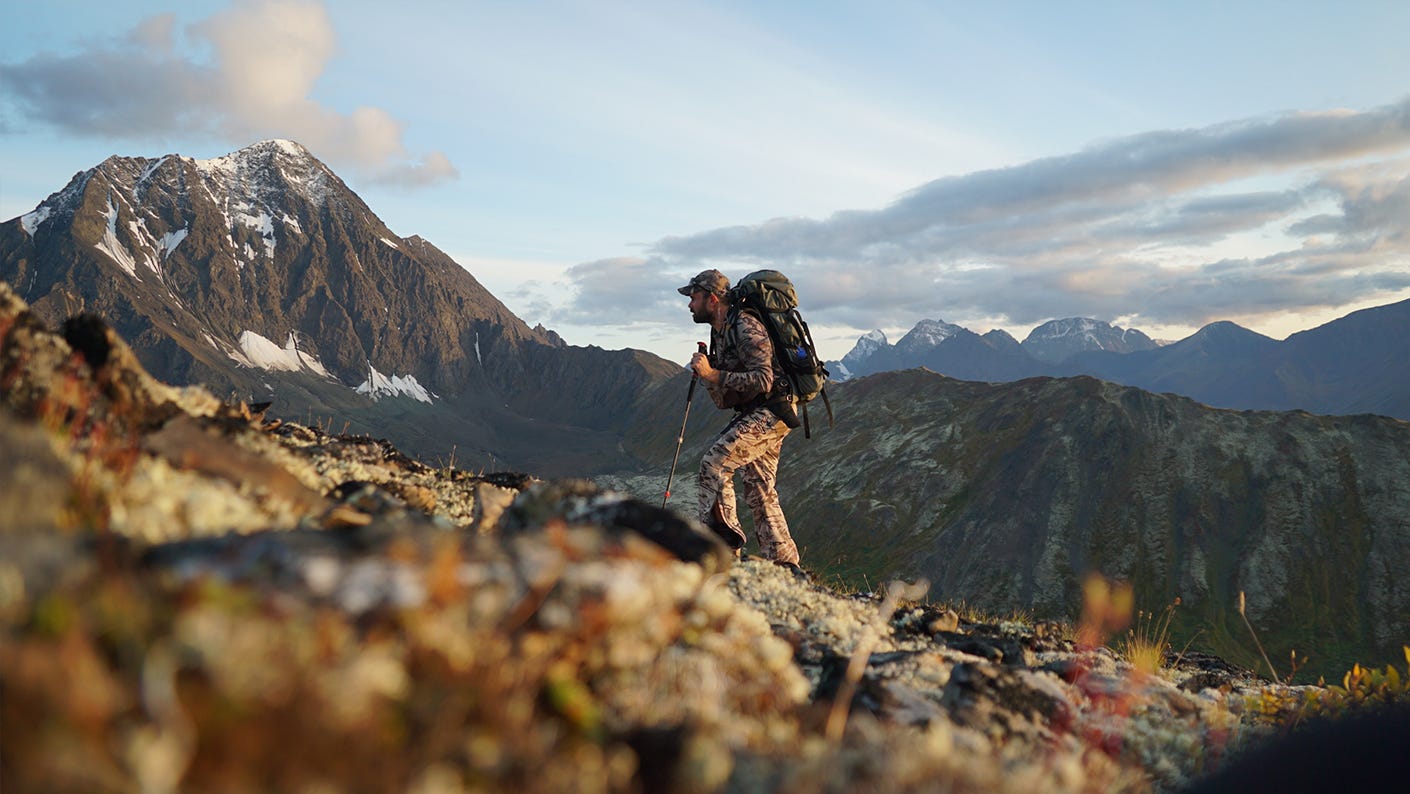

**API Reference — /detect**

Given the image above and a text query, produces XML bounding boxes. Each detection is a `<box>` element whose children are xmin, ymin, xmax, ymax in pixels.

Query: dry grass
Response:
<box><xmin>1118</xmin><ymin>598</ymin><xmax>1181</xmax><ymax>675</ymax></box>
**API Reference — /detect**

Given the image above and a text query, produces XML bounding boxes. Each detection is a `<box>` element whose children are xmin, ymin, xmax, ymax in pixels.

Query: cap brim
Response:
<box><xmin>676</xmin><ymin>285</ymin><xmax>695</xmax><ymax>295</ymax></box>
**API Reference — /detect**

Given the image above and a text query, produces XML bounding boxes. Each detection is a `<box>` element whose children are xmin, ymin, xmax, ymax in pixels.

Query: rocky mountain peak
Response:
<box><xmin>1177</xmin><ymin>320</ymin><xmax>1278</xmax><ymax>354</ymax></box>
<box><xmin>982</xmin><ymin>328</ymin><xmax>1021</xmax><ymax>349</ymax></box>
<box><xmin>191</xmin><ymin>138</ymin><xmax>340</xmax><ymax>210</ymax></box>
<box><xmin>895</xmin><ymin>318</ymin><xmax>965</xmax><ymax>353</ymax></box>
<box><xmin>17</xmin><ymin>165</ymin><xmax>96</xmax><ymax>236</ymax></box>
<box><xmin>841</xmin><ymin>329</ymin><xmax>888</xmax><ymax>362</ymax></box>
<box><xmin>1022</xmin><ymin>317</ymin><xmax>1157</xmax><ymax>363</ymax></box>
<box><xmin>831</xmin><ymin>329</ymin><xmax>892</xmax><ymax>380</ymax></box>
<box><xmin>1</xmin><ymin>141</ymin><xmax>679</xmax><ymax>473</ymax></box>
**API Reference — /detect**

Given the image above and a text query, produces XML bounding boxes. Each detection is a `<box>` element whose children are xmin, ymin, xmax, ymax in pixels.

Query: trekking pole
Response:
<box><xmin>663</xmin><ymin>341</ymin><xmax>708</xmax><ymax>508</ymax></box>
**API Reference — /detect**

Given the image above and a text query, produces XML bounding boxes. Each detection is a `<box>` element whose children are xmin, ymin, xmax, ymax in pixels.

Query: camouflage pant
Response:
<box><xmin>697</xmin><ymin>407</ymin><xmax>799</xmax><ymax>564</ymax></box>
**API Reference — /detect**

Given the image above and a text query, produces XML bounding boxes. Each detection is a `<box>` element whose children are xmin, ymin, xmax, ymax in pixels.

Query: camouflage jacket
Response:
<box><xmin>706</xmin><ymin>309</ymin><xmax>787</xmax><ymax>411</ymax></box>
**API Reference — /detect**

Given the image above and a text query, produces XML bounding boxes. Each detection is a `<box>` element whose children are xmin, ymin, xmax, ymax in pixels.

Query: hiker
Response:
<box><xmin>678</xmin><ymin>269</ymin><xmax>803</xmax><ymax>571</ymax></box>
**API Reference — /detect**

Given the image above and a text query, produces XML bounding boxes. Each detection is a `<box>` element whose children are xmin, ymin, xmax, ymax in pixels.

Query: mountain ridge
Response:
<box><xmin>768</xmin><ymin>367</ymin><xmax>1410</xmax><ymax>677</ymax></box>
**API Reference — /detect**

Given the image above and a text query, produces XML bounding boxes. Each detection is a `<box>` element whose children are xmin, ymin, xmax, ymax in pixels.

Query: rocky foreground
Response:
<box><xmin>2</xmin><ymin>281</ymin><xmax>1405</xmax><ymax>793</ymax></box>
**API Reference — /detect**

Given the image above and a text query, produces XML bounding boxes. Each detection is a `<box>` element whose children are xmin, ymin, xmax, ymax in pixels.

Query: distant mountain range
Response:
<box><xmin>0</xmin><ymin>140</ymin><xmax>677</xmax><ymax>475</ymax></box>
<box><xmin>829</xmin><ymin>305</ymin><xmax>1410</xmax><ymax>420</ymax></box>
<box><xmin>832</xmin><ymin>317</ymin><xmax>1161</xmax><ymax>383</ymax></box>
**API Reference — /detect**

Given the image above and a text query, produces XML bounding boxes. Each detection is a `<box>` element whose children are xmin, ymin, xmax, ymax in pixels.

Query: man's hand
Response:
<box><xmin>690</xmin><ymin>352</ymin><xmax>719</xmax><ymax>385</ymax></box>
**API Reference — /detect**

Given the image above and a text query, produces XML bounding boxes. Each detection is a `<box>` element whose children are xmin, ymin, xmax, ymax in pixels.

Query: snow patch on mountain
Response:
<box><xmin>356</xmin><ymin>363</ymin><xmax>435</xmax><ymax>404</ymax></box>
<box><xmin>96</xmin><ymin>197</ymin><xmax>141</xmax><ymax>280</ymax></box>
<box><xmin>20</xmin><ymin>207</ymin><xmax>51</xmax><ymax>237</ymax></box>
<box><xmin>136</xmin><ymin>156</ymin><xmax>170</xmax><ymax>189</ymax></box>
<box><xmin>127</xmin><ymin>216</ymin><xmax>164</xmax><ymax>276</ymax></box>
<box><xmin>229</xmin><ymin>330</ymin><xmax>331</xmax><ymax>377</ymax></box>
<box><xmin>265</xmin><ymin>139</ymin><xmax>310</xmax><ymax>159</ymax></box>
<box><xmin>380</xmin><ymin>237</ymin><xmax>399</xmax><ymax>251</ymax></box>
<box><xmin>234</xmin><ymin>208</ymin><xmax>276</xmax><ymax>259</ymax></box>
<box><xmin>158</xmin><ymin>228</ymin><xmax>188</xmax><ymax>260</ymax></box>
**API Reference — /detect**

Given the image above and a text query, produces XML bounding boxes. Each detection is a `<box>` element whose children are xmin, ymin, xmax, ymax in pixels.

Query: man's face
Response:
<box><xmin>688</xmin><ymin>289</ymin><xmax>714</xmax><ymax>324</ymax></box>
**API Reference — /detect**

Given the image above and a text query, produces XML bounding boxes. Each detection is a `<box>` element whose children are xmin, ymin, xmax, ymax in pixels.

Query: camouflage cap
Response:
<box><xmin>676</xmin><ymin>269</ymin><xmax>731</xmax><ymax>297</ymax></box>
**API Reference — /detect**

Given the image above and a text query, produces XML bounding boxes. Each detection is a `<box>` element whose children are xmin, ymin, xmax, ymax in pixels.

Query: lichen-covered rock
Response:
<box><xmin>501</xmin><ymin>479</ymin><xmax>734</xmax><ymax>573</ymax></box>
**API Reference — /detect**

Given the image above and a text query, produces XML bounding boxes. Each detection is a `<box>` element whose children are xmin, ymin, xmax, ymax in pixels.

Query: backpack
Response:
<box><xmin>726</xmin><ymin>270</ymin><xmax>834</xmax><ymax>437</ymax></box>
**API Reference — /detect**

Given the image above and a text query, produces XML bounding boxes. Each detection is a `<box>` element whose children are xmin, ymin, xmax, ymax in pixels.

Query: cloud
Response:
<box><xmin>0</xmin><ymin>0</ymin><xmax>454</xmax><ymax>188</ymax></box>
<box><xmin>368</xmin><ymin>150</ymin><xmax>460</xmax><ymax>188</ymax></box>
<box><xmin>1095</xmin><ymin>190</ymin><xmax>1306</xmax><ymax>245</ymax></box>
<box><xmin>569</xmin><ymin>97</ymin><xmax>1410</xmax><ymax>337</ymax></box>
<box><xmin>557</xmin><ymin>257</ymin><xmax>685</xmax><ymax>327</ymax></box>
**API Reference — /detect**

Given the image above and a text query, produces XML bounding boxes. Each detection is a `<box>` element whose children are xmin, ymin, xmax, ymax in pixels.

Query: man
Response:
<box><xmin>677</xmin><ymin>269</ymin><xmax>803</xmax><ymax>572</ymax></box>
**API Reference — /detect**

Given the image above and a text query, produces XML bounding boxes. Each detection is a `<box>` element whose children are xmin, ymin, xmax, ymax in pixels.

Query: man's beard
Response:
<box><xmin>691</xmin><ymin>304</ymin><xmax>713</xmax><ymax>324</ymax></box>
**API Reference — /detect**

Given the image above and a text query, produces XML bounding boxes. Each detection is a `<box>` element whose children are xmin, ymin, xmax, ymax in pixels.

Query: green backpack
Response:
<box><xmin>727</xmin><ymin>270</ymin><xmax>834</xmax><ymax>437</ymax></box>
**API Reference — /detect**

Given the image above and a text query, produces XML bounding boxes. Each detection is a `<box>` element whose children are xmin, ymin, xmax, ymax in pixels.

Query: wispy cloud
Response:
<box><xmin>561</xmin><ymin>97</ymin><xmax>1410</xmax><ymax>337</ymax></box>
<box><xmin>0</xmin><ymin>0</ymin><xmax>456</xmax><ymax>187</ymax></box>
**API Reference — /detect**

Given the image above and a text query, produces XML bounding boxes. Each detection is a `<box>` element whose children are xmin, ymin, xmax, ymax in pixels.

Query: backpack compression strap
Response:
<box><xmin>801</xmin><ymin>386</ymin><xmax>834</xmax><ymax>438</ymax></box>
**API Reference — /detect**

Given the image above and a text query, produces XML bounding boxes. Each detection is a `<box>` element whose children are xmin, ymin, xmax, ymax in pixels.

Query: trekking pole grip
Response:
<box><xmin>685</xmin><ymin>341</ymin><xmax>707</xmax><ymax>398</ymax></box>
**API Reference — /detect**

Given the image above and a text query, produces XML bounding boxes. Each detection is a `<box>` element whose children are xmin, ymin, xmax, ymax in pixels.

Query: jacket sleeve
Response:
<box><xmin>706</xmin><ymin>312</ymin><xmax>775</xmax><ymax>408</ymax></box>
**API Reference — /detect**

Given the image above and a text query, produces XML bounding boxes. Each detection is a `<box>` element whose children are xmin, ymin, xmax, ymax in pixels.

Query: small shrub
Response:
<box><xmin>1325</xmin><ymin>646</ymin><xmax>1410</xmax><ymax>708</ymax></box>
<box><xmin>1253</xmin><ymin>646</ymin><xmax>1410</xmax><ymax>727</ymax></box>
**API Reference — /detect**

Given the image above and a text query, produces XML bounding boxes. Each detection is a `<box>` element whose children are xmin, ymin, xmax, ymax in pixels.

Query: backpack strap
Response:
<box><xmin>711</xmin><ymin>307</ymin><xmax>749</xmax><ymax>362</ymax></box>
<box><xmin>800</xmin><ymin>388</ymin><xmax>834</xmax><ymax>438</ymax></box>
<box><xmin>715</xmin><ymin>308</ymin><xmax>786</xmax><ymax>416</ymax></box>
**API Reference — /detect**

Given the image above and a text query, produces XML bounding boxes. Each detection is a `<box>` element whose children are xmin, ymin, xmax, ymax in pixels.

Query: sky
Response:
<box><xmin>3</xmin><ymin>1</ymin><xmax>1410</xmax><ymax>364</ymax></box>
